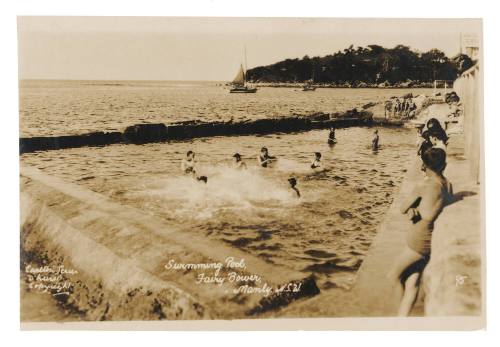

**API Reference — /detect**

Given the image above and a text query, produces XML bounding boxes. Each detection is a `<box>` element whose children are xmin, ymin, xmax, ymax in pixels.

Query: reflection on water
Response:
<box><xmin>21</xmin><ymin>127</ymin><xmax>414</xmax><ymax>290</ymax></box>
<box><xmin>19</xmin><ymin>79</ymin><xmax>437</xmax><ymax>137</ymax></box>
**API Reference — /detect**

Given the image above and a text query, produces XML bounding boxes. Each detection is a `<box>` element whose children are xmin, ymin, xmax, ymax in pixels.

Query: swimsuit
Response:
<box><xmin>259</xmin><ymin>155</ymin><xmax>268</xmax><ymax>167</ymax></box>
<box><xmin>406</xmin><ymin>219</ymin><xmax>434</xmax><ymax>256</ymax></box>
<box><xmin>406</xmin><ymin>179</ymin><xmax>452</xmax><ymax>256</ymax></box>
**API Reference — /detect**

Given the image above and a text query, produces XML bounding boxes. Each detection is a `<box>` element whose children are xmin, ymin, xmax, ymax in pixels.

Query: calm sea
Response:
<box><xmin>20</xmin><ymin>79</ymin><xmax>436</xmax><ymax>137</ymax></box>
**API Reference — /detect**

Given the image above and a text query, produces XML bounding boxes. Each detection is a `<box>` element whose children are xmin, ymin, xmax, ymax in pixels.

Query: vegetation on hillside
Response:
<box><xmin>247</xmin><ymin>45</ymin><xmax>473</xmax><ymax>86</ymax></box>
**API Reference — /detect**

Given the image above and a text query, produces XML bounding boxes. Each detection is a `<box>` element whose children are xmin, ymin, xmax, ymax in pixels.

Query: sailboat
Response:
<box><xmin>302</xmin><ymin>80</ymin><xmax>316</xmax><ymax>91</ymax></box>
<box><xmin>229</xmin><ymin>64</ymin><xmax>257</xmax><ymax>93</ymax></box>
<box><xmin>302</xmin><ymin>69</ymin><xmax>316</xmax><ymax>91</ymax></box>
<box><xmin>229</xmin><ymin>46</ymin><xmax>257</xmax><ymax>93</ymax></box>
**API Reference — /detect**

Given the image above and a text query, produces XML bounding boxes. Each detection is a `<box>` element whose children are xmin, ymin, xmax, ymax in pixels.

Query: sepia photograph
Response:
<box><xmin>17</xmin><ymin>16</ymin><xmax>484</xmax><ymax>329</ymax></box>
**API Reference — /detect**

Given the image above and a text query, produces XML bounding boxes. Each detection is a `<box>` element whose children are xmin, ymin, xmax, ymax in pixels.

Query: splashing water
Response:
<box><xmin>130</xmin><ymin>165</ymin><xmax>305</xmax><ymax>220</ymax></box>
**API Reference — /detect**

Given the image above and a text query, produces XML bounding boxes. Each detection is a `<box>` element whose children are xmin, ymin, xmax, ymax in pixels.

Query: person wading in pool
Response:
<box><xmin>288</xmin><ymin>177</ymin><xmax>301</xmax><ymax>198</ymax></box>
<box><xmin>328</xmin><ymin>127</ymin><xmax>337</xmax><ymax>145</ymax></box>
<box><xmin>233</xmin><ymin>153</ymin><xmax>247</xmax><ymax>170</ymax></box>
<box><xmin>387</xmin><ymin>147</ymin><xmax>453</xmax><ymax>316</ymax></box>
<box><xmin>311</xmin><ymin>152</ymin><xmax>322</xmax><ymax>169</ymax></box>
<box><xmin>257</xmin><ymin>147</ymin><xmax>277</xmax><ymax>168</ymax></box>
<box><xmin>181</xmin><ymin>150</ymin><xmax>197</xmax><ymax>176</ymax></box>
<box><xmin>372</xmin><ymin>129</ymin><xmax>380</xmax><ymax>151</ymax></box>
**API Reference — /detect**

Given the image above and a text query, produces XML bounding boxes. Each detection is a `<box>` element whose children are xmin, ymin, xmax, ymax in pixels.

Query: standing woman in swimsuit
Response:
<box><xmin>388</xmin><ymin>147</ymin><xmax>453</xmax><ymax>316</ymax></box>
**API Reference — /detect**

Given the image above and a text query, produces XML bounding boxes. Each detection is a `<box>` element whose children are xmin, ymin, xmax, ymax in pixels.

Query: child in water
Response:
<box><xmin>181</xmin><ymin>150</ymin><xmax>197</xmax><ymax>176</ymax></box>
<box><xmin>257</xmin><ymin>147</ymin><xmax>277</xmax><ymax>168</ymax></box>
<box><xmin>288</xmin><ymin>177</ymin><xmax>301</xmax><ymax>198</ymax></box>
<box><xmin>372</xmin><ymin>129</ymin><xmax>380</xmax><ymax>150</ymax></box>
<box><xmin>233</xmin><ymin>153</ymin><xmax>247</xmax><ymax>170</ymax></box>
<box><xmin>388</xmin><ymin>147</ymin><xmax>453</xmax><ymax>316</ymax></box>
<box><xmin>311</xmin><ymin>152</ymin><xmax>322</xmax><ymax>169</ymax></box>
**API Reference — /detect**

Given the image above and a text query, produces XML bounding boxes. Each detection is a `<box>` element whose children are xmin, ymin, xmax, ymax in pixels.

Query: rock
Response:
<box><xmin>123</xmin><ymin>123</ymin><xmax>168</xmax><ymax>144</ymax></box>
<box><xmin>362</xmin><ymin>101</ymin><xmax>378</xmax><ymax>109</ymax></box>
<box><xmin>19</xmin><ymin>131</ymin><xmax>122</xmax><ymax>153</ymax></box>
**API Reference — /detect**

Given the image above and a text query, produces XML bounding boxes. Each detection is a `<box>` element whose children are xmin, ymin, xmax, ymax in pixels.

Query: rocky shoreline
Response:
<box><xmin>252</xmin><ymin>81</ymin><xmax>440</xmax><ymax>89</ymax></box>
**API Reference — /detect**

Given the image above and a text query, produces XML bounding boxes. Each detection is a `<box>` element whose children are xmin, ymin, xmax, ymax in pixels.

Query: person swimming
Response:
<box><xmin>311</xmin><ymin>152</ymin><xmax>322</xmax><ymax>169</ymax></box>
<box><xmin>288</xmin><ymin>177</ymin><xmax>301</xmax><ymax>198</ymax></box>
<box><xmin>372</xmin><ymin>129</ymin><xmax>380</xmax><ymax>150</ymax></box>
<box><xmin>233</xmin><ymin>153</ymin><xmax>247</xmax><ymax>170</ymax></box>
<box><xmin>328</xmin><ymin>127</ymin><xmax>337</xmax><ymax>145</ymax></box>
<box><xmin>196</xmin><ymin>175</ymin><xmax>208</xmax><ymax>184</ymax></box>
<box><xmin>388</xmin><ymin>147</ymin><xmax>453</xmax><ymax>316</ymax></box>
<box><xmin>257</xmin><ymin>147</ymin><xmax>277</xmax><ymax>168</ymax></box>
<box><xmin>181</xmin><ymin>150</ymin><xmax>197</xmax><ymax>176</ymax></box>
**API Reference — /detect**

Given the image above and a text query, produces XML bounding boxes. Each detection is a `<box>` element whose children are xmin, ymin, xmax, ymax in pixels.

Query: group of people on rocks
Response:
<box><xmin>388</xmin><ymin>96</ymin><xmax>417</xmax><ymax>119</ymax></box>
<box><xmin>389</xmin><ymin>116</ymin><xmax>454</xmax><ymax>316</ymax></box>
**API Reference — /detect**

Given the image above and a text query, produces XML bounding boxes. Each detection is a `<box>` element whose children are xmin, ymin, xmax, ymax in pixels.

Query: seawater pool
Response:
<box><xmin>21</xmin><ymin>126</ymin><xmax>416</xmax><ymax>291</ymax></box>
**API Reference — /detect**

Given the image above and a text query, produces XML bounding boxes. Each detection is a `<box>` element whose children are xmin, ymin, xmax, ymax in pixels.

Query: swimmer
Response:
<box><xmin>288</xmin><ymin>177</ymin><xmax>301</xmax><ymax>198</ymax></box>
<box><xmin>257</xmin><ymin>147</ymin><xmax>277</xmax><ymax>168</ymax></box>
<box><xmin>181</xmin><ymin>150</ymin><xmax>196</xmax><ymax>176</ymax></box>
<box><xmin>233</xmin><ymin>153</ymin><xmax>247</xmax><ymax>170</ymax></box>
<box><xmin>196</xmin><ymin>176</ymin><xmax>208</xmax><ymax>184</ymax></box>
<box><xmin>372</xmin><ymin>129</ymin><xmax>380</xmax><ymax>150</ymax></box>
<box><xmin>387</xmin><ymin>147</ymin><xmax>453</xmax><ymax>316</ymax></box>
<box><xmin>311</xmin><ymin>152</ymin><xmax>322</xmax><ymax>169</ymax></box>
<box><xmin>328</xmin><ymin>127</ymin><xmax>337</xmax><ymax>145</ymax></box>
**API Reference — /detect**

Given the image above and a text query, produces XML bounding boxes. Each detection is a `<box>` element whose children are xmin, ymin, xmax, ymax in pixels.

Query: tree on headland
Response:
<box><xmin>246</xmin><ymin>45</ymin><xmax>471</xmax><ymax>86</ymax></box>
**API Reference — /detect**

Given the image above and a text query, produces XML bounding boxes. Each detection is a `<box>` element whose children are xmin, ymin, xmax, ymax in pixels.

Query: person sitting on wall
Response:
<box><xmin>387</xmin><ymin>147</ymin><xmax>453</xmax><ymax>316</ymax></box>
<box><xmin>417</xmin><ymin>131</ymin><xmax>433</xmax><ymax>157</ymax></box>
<box><xmin>426</xmin><ymin>118</ymin><xmax>449</xmax><ymax>146</ymax></box>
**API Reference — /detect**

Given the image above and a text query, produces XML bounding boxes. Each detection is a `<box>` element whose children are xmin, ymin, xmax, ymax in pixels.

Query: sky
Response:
<box><xmin>17</xmin><ymin>17</ymin><xmax>482</xmax><ymax>81</ymax></box>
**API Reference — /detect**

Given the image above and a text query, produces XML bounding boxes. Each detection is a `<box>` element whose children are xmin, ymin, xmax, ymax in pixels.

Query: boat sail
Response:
<box><xmin>232</xmin><ymin>65</ymin><xmax>246</xmax><ymax>86</ymax></box>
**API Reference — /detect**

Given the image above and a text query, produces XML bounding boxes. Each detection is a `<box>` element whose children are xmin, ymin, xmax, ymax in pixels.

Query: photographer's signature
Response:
<box><xmin>24</xmin><ymin>264</ymin><xmax>78</xmax><ymax>296</ymax></box>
